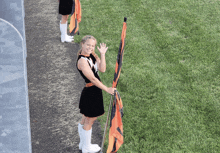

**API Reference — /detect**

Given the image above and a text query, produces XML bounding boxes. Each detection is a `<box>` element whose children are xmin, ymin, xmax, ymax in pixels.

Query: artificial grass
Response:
<box><xmin>70</xmin><ymin>0</ymin><xmax>220</xmax><ymax>152</ymax></box>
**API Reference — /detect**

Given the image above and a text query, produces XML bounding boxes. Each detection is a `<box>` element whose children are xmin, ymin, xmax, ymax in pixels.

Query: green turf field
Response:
<box><xmin>70</xmin><ymin>0</ymin><xmax>220</xmax><ymax>152</ymax></box>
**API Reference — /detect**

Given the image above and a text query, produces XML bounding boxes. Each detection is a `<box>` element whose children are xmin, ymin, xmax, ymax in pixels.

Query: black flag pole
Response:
<box><xmin>100</xmin><ymin>92</ymin><xmax>114</xmax><ymax>153</ymax></box>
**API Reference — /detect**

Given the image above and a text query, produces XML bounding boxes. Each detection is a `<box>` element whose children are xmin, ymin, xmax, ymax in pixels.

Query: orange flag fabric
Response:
<box><xmin>107</xmin><ymin>17</ymin><xmax>127</xmax><ymax>153</ymax></box>
<box><xmin>69</xmin><ymin>0</ymin><xmax>81</xmax><ymax>35</ymax></box>
<box><xmin>107</xmin><ymin>90</ymin><xmax>124</xmax><ymax>153</ymax></box>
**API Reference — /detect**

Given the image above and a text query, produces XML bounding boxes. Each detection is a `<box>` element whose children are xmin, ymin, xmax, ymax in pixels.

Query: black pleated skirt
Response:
<box><xmin>59</xmin><ymin>0</ymin><xmax>73</xmax><ymax>15</ymax></box>
<box><xmin>79</xmin><ymin>86</ymin><xmax>105</xmax><ymax>117</ymax></box>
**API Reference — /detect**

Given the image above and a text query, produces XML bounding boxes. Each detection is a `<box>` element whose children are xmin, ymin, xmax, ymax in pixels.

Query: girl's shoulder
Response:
<box><xmin>77</xmin><ymin>57</ymin><xmax>89</xmax><ymax>70</ymax></box>
<box><xmin>78</xmin><ymin>56</ymin><xmax>88</xmax><ymax>63</ymax></box>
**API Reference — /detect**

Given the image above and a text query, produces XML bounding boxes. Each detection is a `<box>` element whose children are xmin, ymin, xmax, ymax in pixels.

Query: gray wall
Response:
<box><xmin>0</xmin><ymin>0</ymin><xmax>32</xmax><ymax>152</ymax></box>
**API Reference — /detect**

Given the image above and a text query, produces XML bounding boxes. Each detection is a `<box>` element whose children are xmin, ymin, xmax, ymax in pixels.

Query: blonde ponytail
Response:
<box><xmin>77</xmin><ymin>49</ymin><xmax>82</xmax><ymax>57</ymax></box>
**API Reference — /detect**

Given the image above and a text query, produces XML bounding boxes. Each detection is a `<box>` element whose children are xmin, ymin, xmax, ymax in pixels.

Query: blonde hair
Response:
<box><xmin>77</xmin><ymin>35</ymin><xmax>100</xmax><ymax>60</ymax></box>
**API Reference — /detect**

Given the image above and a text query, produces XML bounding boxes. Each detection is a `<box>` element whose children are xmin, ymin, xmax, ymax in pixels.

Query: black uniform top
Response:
<box><xmin>76</xmin><ymin>54</ymin><xmax>101</xmax><ymax>84</ymax></box>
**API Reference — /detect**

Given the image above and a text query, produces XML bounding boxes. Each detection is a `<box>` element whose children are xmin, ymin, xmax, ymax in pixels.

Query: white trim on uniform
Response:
<box><xmin>81</xmin><ymin>57</ymin><xmax>98</xmax><ymax>73</ymax></box>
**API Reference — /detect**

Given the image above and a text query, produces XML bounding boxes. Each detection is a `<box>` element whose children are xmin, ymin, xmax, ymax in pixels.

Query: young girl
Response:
<box><xmin>76</xmin><ymin>35</ymin><xmax>116</xmax><ymax>152</ymax></box>
<box><xmin>58</xmin><ymin>0</ymin><xmax>74</xmax><ymax>42</ymax></box>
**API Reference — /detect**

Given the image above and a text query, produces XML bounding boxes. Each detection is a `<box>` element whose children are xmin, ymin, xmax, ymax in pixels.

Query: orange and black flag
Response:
<box><xmin>69</xmin><ymin>0</ymin><xmax>81</xmax><ymax>35</ymax></box>
<box><xmin>112</xmin><ymin>17</ymin><xmax>127</xmax><ymax>89</ymax></box>
<box><xmin>107</xmin><ymin>90</ymin><xmax>124</xmax><ymax>153</ymax></box>
<box><xmin>107</xmin><ymin>17</ymin><xmax>127</xmax><ymax>153</ymax></box>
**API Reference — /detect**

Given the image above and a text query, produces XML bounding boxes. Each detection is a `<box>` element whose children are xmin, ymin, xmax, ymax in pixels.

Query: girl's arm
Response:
<box><xmin>97</xmin><ymin>54</ymin><xmax>106</xmax><ymax>72</ymax></box>
<box><xmin>97</xmin><ymin>43</ymin><xmax>108</xmax><ymax>72</ymax></box>
<box><xmin>78</xmin><ymin>58</ymin><xmax>115</xmax><ymax>95</ymax></box>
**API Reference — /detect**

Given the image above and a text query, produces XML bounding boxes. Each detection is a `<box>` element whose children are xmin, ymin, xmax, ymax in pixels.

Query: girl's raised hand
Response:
<box><xmin>97</xmin><ymin>43</ymin><xmax>108</xmax><ymax>55</ymax></box>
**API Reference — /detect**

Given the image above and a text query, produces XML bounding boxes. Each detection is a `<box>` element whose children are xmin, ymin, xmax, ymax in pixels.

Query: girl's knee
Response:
<box><xmin>62</xmin><ymin>15</ymin><xmax>68</xmax><ymax>21</ymax></box>
<box><xmin>85</xmin><ymin>117</ymin><xmax>97</xmax><ymax>125</ymax></box>
<box><xmin>91</xmin><ymin>117</ymin><xmax>97</xmax><ymax>124</ymax></box>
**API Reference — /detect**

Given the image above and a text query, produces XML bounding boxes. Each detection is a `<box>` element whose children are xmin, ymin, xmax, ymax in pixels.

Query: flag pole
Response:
<box><xmin>100</xmin><ymin>17</ymin><xmax>127</xmax><ymax>153</ymax></box>
<box><xmin>100</xmin><ymin>90</ymin><xmax>115</xmax><ymax>153</ymax></box>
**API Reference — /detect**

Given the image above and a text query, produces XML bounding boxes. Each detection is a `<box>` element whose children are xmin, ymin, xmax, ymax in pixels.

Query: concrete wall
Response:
<box><xmin>0</xmin><ymin>0</ymin><xmax>32</xmax><ymax>152</ymax></box>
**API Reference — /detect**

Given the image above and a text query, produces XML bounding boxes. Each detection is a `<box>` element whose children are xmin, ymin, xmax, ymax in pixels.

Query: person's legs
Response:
<box><xmin>78</xmin><ymin>115</ymin><xmax>100</xmax><ymax>150</ymax></box>
<box><xmin>78</xmin><ymin>114</ymin><xmax>85</xmax><ymax>149</ymax></box>
<box><xmin>81</xmin><ymin>116</ymin><xmax>101</xmax><ymax>152</ymax></box>
<box><xmin>60</xmin><ymin>15</ymin><xmax>73</xmax><ymax>42</ymax></box>
<box><xmin>80</xmin><ymin>114</ymin><xmax>86</xmax><ymax>125</ymax></box>
<box><xmin>83</xmin><ymin>117</ymin><xmax>97</xmax><ymax>131</ymax></box>
<box><xmin>61</xmin><ymin>15</ymin><xmax>68</xmax><ymax>24</ymax></box>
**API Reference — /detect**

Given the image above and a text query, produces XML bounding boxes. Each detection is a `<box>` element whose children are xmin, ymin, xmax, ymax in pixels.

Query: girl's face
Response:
<box><xmin>81</xmin><ymin>39</ymin><xmax>96</xmax><ymax>55</ymax></box>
